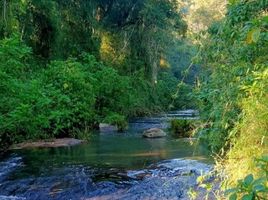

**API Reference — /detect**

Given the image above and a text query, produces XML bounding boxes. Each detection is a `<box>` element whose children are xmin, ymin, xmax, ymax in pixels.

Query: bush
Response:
<box><xmin>157</xmin><ymin>73</ymin><xmax>196</xmax><ymax>110</ymax></box>
<box><xmin>0</xmin><ymin>36</ymin><xmax>47</xmax><ymax>144</ymax></box>
<box><xmin>103</xmin><ymin>113</ymin><xmax>128</xmax><ymax>132</ymax></box>
<box><xmin>226</xmin><ymin>156</ymin><xmax>268</xmax><ymax>200</ymax></box>
<box><xmin>0</xmin><ymin>37</ymin><xmax>140</xmax><ymax>145</ymax></box>
<box><xmin>196</xmin><ymin>0</ymin><xmax>268</xmax><ymax>195</ymax></box>
<box><xmin>170</xmin><ymin>119</ymin><xmax>196</xmax><ymax>137</ymax></box>
<box><xmin>42</xmin><ymin>59</ymin><xmax>97</xmax><ymax>135</ymax></box>
<box><xmin>127</xmin><ymin>70</ymin><xmax>159</xmax><ymax>116</ymax></box>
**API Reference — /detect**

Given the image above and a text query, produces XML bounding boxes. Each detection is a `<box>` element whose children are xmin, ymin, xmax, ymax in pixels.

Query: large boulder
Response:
<box><xmin>142</xmin><ymin>128</ymin><xmax>167</xmax><ymax>138</ymax></box>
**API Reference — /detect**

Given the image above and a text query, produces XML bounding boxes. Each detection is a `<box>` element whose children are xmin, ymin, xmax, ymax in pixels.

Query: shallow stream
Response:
<box><xmin>0</xmin><ymin>110</ymin><xmax>212</xmax><ymax>200</ymax></box>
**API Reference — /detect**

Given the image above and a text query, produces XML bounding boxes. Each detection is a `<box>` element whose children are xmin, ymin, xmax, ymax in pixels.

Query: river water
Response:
<box><xmin>0</xmin><ymin>110</ymin><xmax>212</xmax><ymax>200</ymax></box>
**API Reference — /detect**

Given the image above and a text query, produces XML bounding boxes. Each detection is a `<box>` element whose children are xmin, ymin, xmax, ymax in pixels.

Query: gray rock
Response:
<box><xmin>99</xmin><ymin>123</ymin><xmax>118</xmax><ymax>133</ymax></box>
<box><xmin>143</xmin><ymin>128</ymin><xmax>167</xmax><ymax>138</ymax></box>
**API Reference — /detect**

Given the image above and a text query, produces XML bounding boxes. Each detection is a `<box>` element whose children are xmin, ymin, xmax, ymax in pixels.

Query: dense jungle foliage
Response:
<box><xmin>0</xmin><ymin>0</ymin><xmax>197</xmax><ymax>147</ymax></box>
<box><xmin>196</xmin><ymin>0</ymin><xmax>268</xmax><ymax>198</ymax></box>
<box><xmin>0</xmin><ymin>0</ymin><xmax>267</xmax><ymax>198</ymax></box>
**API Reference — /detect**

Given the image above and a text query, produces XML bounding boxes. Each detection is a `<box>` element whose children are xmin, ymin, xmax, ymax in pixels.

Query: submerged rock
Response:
<box><xmin>142</xmin><ymin>128</ymin><xmax>167</xmax><ymax>138</ymax></box>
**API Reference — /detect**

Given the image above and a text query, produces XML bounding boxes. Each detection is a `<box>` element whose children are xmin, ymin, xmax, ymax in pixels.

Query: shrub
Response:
<box><xmin>170</xmin><ymin>119</ymin><xmax>195</xmax><ymax>137</ymax></box>
<box><xmin>42</xmin><ymin>59</ymin><xmax>97</xmax><ymax>135</ymax></box>
<box><xmin>0</xmin><ymin>36</ymin><xmax>188</xmax><ymax>148</ymax></box>
<box><xmin>196</xmin><ymin>0</ymin><xmax>268</xmax><ymax>196</ymax></box>
<box><xmin>103</xmin><ymin>113</ymin><xmax>128</xmax><ymax>132</ymax></box>
<box><xmin>226</xmin><ymin>156</ymin><xmax>268</xmax><ymax>200</ymax></box>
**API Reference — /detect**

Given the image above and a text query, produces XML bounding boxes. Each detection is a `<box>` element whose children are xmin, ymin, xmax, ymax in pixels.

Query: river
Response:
<box><xmin>0</xmin><ymin>110</ymin><xmax>212</xmax><ymax>200</ymax></box>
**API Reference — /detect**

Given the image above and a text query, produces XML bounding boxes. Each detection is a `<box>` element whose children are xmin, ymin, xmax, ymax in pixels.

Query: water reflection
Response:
<box><xmin>10</xmin><ymin>132</ymin><xmax>210</xmax><ymax>179</ymax></box>
<box><xmin>9</xmin><ymin>112</ymin><xmax>210</xmax><ymax>178</ymax></box>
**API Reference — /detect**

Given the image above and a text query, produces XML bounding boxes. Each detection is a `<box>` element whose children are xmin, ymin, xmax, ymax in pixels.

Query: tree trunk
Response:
<box><xmin>3</xmin><ymin>0</ymin><xmax>7</xmax><ymax>25</ymax></box>
<box><xmin>152</xmin><ymin>59</ymin><xmax>158</xmax><ymax>84</ymax></box>
<box><xmin>151</xmin><ymin>41</ymin><xmax>159</xmax><ymax>85</ymax></box>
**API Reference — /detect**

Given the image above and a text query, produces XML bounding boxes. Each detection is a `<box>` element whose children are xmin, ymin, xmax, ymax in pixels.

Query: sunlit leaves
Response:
<box><xmin>246</xmin><ymin>28</ymin><xmax>261</xmax><ymax>44</ymax></box>
<box><xmin>226</xmin><ymin>170</ymin><xmax>268</xmax><ymax>200</ymax></box>
<box><xmin>197</xmin><ymin>1</ymin><xmax>268</xmax><ymax>194</ymax></box>
<box><xmin>228</xmin><ymin>0</ymin><xmax>237</xmax><ymax>6</ymax></box>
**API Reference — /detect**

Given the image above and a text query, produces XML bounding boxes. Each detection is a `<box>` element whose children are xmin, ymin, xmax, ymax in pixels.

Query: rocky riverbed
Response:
<box><xmin>0</xmin><ymin>154</ymin><xmax>213</xmax><ymax>200</ymax></box>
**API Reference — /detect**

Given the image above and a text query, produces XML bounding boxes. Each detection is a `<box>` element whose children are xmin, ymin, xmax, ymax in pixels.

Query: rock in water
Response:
<box><xmin>142</xmin><ymin>128</ymin><xmax>167</xmax><ymax>138</ymax></box>
<box><xmin>99</xmin><ymin>123</ymin><xmax>118</xmax><ymax>133</ymax></box>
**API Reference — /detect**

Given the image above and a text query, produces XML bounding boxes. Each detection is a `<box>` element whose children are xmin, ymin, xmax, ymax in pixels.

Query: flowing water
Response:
<box><xmin>0</xmin><ymin>110</ymin><xmax>212</xmax><ymax>200</ymax></box>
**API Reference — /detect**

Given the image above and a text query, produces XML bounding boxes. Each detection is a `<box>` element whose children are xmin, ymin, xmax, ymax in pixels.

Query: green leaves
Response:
<box><xmin>229</xmin><ymin>193</ymin><xmax>237</xmax><ymax>200</ymax></box>
<box><xmin>241</xmin><ymin>194</ymin><xmax>253</xmax><ymax>200</ymax></box>
<box><xmin>253</xmin><ymin>184</ymin><xmax>266</xmax><ymax>193</ymax></box>
<box><xmin>246</xmin><ymin>28</ymin><xmax>261</xmax><ymax>44</ymax></box>
<box><xmin>0</xmin><ymin>35</ymin><xmax>32</xmax><ymax>75</ymax></box>
<box><xmin>244</xmin><ymin>174</ymin><xmax>254</xmax><ymax>186</ymax></box>
<box><xmin>226</xmin><ymin>159</ymin><xmax>268</xmax><ymax>200</ymax></box>
<box><xmin>228</xmin><ymin>0</ymin><xmax>239</xmax><ymax>6</ymax></box>
<box><xmin>198</xmin><ymin>2</ymin><xmax>268</xmax><ymax>200</ymax></box>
